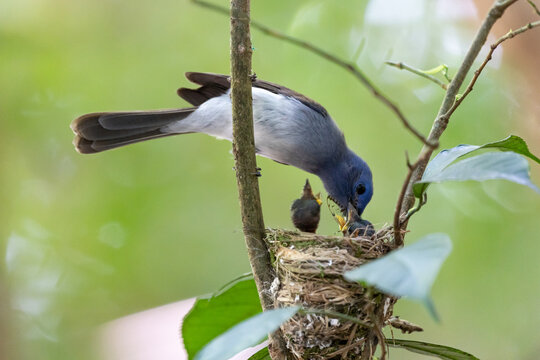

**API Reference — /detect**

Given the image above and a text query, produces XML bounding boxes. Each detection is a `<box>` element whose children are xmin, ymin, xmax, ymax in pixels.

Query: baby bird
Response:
<box><xmin>335</xmin><ymin>204</ymin><xmax>376</xmax><ymax>237</ymax></box>
<box><xmin>291</xmin><ymin>179</ymin><xmax>322</xmax><ymax>233</ymax></box>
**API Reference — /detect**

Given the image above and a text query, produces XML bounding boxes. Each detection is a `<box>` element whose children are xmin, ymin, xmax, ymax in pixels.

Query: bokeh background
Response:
<box><xmin>1</xmin><ymin>0</ymin><xmax>540</xmax><ymax>359</ymax></box>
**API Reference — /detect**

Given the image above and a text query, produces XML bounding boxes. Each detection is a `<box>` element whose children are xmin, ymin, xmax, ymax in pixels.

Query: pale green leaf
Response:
<box><xmin>415</xmin><ymin>152</ymin><xmax>540</xmax><ymax>197</ymax></box>
<box><xmin>344</xmin><ymin>233</ymin><xmax>452</xmax><ymax>320</ymax></box>
<box><xmin>415</xmin><ymin>135</ymin><xmax>540</xmax><ymax>197</ymax></box>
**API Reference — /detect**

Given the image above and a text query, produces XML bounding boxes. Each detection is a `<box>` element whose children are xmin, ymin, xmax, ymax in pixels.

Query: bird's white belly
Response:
<box><xmin>166</xmin><ymin>89</ymin><xmax>298</xmax><ymax>143</ymax></box>
<box><xmin>163</xmin><ymin>88</ymin><xmax>328</xmax><ymax>171</ymax></box>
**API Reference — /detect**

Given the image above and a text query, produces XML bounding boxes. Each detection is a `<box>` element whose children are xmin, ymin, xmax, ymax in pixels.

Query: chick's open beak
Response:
<box><xmin>334</xmin><ymin>214</ymin><xmax>349</xmax><ymax>232</ymax></box>
<box><xmin>315</xmin><ymin>193</ymin><xmax>322</xmax><ymax>206</ymax></box>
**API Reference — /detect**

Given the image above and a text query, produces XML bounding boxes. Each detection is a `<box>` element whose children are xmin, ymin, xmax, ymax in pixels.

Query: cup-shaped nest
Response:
<box><xmin>267</xmin><ymin>227</ymin><xmax>398</xmax><ymax>359</ymax></box>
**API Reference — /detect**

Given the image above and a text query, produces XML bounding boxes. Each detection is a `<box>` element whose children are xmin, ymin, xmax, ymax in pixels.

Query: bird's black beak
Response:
<box><xmin>346</xmin><ymin>202</ymin><xmax>361</xmax><ymax>222</ymax></box>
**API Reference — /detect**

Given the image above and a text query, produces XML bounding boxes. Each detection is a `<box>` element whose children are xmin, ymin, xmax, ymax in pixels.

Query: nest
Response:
<box><xmin>267</xmin><ymin>227</ymin><xmax>398</xmax><ymax>359</ymax></box>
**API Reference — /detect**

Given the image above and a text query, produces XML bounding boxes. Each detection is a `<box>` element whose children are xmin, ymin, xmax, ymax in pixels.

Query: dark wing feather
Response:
<box><xmin>71</xmin><ymin>109</ymin><xmax>195</xmax><ymax>154</ymax></box>
<box><xmin>177</xmin><ymin>85</ymin><xmax>229</xmax><ymax>106</ymax></box>
<box><xmin>252</xmin><ymin>78</ymin><xmax>328</xmax><ymax>117</ymax></box>
<box><xmin>178</xmin><ymin>72</ymin><xmax>328</xmax><ymax>116</ymax></box>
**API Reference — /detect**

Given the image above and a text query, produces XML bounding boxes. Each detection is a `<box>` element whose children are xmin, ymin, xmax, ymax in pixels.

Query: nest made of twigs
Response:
<box><xmin>267</xmin><ymin>226</ymin><xmax>398</xmax><ymax>359</ymax></box>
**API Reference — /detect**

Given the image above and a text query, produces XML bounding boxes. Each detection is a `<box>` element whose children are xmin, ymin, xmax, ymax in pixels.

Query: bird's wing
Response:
<box><xmin>177</xmin><ymin>72</ymin><xmax>230</xmax><ymax>106</ymax></box>
<box><xmin>178</xmin><ymin>72</ymin><xmax>328</xmax><ymax>117</ymax></box>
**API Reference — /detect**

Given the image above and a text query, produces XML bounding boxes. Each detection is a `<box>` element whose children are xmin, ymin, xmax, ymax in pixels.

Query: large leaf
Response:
<box><xmin>387</xmin><ymin>339</ymin><xmax>479</xmax><ymax>360</ymax></box>
<box><xmin>182</xmin><ymin>274</ymin><xmax>261</xmax><ymax>359</ymax></box>
<box><xmin>344</xmin><ymin>233</ymin><xmax>452</xmax><ymax>320</ymax></box>
<box><xmin>415</xmin><ymin>152</ymin><xmax>540</xmax><ymax>197</ymax></box>
<box><xmin>194</xmin><ymin>307</ymin><xmax>299</xmax><ymax>360</ymax></box>
<box><xmin>415</xmin><ymin>135</ymin><xmax>540</xmax><ymax>197</ymax></box>
<box><xmin>248</xmin><ymin>346</ymin><xmax>271</xmax><ymax>360</ymax></box>
<box><xmin>481</xmin><ymin>135</ymin><xmax>540</xmax><ymax>164</ymax></box>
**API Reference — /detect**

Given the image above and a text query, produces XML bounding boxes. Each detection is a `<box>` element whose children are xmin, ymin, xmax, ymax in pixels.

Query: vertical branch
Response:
<box><xmin>230</xmin><ymin>0</ymin><xmax>269</xmax><ymax>314</ymax></box>
<box><xmin>229</xmin><ymin>1</ymin><xmax>289</xmax><ymax>358</ymax></box>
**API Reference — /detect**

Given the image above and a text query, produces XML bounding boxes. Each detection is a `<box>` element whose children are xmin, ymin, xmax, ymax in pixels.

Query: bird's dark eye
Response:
<box><xmin>356</xmin><ymin>184</ymin><xmax>366</xmax><ymax>195</ymax></box>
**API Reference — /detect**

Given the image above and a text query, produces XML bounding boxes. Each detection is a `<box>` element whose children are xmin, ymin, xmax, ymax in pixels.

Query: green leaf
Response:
<box><xmin>344</xmin><ymin>233</ymin><xmax>452</xmax><ymax>320</ymax></box>
<box><xmin>481</xmin><ymin>135</ymin><xmax>540</xmax><ymax>164</ymax></box>
<box><xmin>248</xmin><ymin>346</ymin><xmax>271</xmax><ymax>360</ymax></box>
<box><xmin>182</xmin><ymin>275</ymin><xmax>261</xmax><ymax>359</ymax></box>
<box><xmin>415</xmin><ymin>135</ymin><xmax>540</xmax><ymax>197</ymax></box>
<box><xmin>194</xmin><ymin>307</ymin><xmax>299</xmax><ymax>360</ymax></box>
<box><xmin>421</xmin><ymin>64</ymin><xmax>448</xmax><ymax>75</ymax></box>
<box><xmin>415</xmin><ymin>152</ymin><xmax>540</xmax><ymax>197</ymax></box>
<box><xmin>387</xmin><ymin>339</ymin><xmax>479</xmax><ymax>360</ymax></box>
<box><xmin>423</xmin><ymin>145</ymin><xmax>479</xmax><ymax>180</ymax></box>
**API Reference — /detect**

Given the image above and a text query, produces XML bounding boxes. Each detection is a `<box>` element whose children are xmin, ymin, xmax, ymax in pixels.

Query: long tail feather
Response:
<box><xmin>71</xmin><ymin>108</ymin><xmax>195</xmax><ymax>154</ymax></box>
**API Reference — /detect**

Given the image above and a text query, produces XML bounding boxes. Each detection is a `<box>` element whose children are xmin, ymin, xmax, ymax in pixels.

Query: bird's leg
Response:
<box><xmin>250</xmin><ymin>73</ymin><xmax>257</xmax><ymax>82</ymax></box>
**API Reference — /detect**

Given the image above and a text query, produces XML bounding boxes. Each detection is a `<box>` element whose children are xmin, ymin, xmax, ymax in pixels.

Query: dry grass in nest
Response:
<box><xmin>266</xmin><ymin>226</ymin><xmax>398</xmax><ymax>359</ymax></box>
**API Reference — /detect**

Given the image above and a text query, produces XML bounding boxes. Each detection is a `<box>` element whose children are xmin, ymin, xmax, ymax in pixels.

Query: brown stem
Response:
<box><xmin>443</xmin><ymin>20</ymin><xmax>540</xmax><ymax>121</ymax></box>
<box><xmin>397</xmin><ymin>0</ymin><xmax>522</xmax><ymax>238</ymax></box>
<box><xmin>192</xmin><ymin>0</ymin><xmax>433</xmax><ymax>147</ymax></box>
<box><xmin>528</xmin><ymin>0</ymin><xmax>540</xmax><ymax>16</ymax></box>
<box><xmin>393</xmin><ymin>160</ymin><xmax>419</xmax><ymax>246</ymax></box>
<box><xmin>229</xmin><ymin>1</ymin><xmax>288</xmax><ymax>358</ymax></box>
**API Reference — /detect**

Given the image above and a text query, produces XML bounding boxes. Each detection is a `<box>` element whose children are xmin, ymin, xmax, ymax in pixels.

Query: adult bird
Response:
<box><xmin>71</xmin><ymin>72</ymin><xmax>373</xmax><ymax>215</ymax></box>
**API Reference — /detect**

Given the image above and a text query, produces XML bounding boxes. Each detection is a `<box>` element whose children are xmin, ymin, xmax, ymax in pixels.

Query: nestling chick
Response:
<box><xmin>333</xmin><ymin>203</ymin><xmax>375</xmax><ymax>237</ymax></box>
<box><xmin>291</xmin><ymin>179</ymin><xmax>322</xmax><ymax>233</ymax></box>
<box><xmin>345</xmin><ymin>204</ymin><xmax>375</xmax><ymax>237</ymax></box>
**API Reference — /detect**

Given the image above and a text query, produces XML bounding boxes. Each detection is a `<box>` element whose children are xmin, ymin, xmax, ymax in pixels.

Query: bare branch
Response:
<box><xmin>229</xmin><ymin>0</ymin><xmax>288</xmax><ymax>357</ymax></box>
<box><xmin>192</xmin><ymin>0</ymin><xmax>434</xmax><ymax>147</ymax></box>
<box><xmin>388</xmin><ymin>317</ymin><xmax>424</xmax><ymax>334</ymax></box>
<box><xmin>385</xmin><ymin>61</ymin><xmax>449</xmax><ymax>90</ymax></box>
<box><xmin>443</xmin><ymin>20</ymin><xmax>540</xmax><ymax>121</ymax></box>
<box><xmin>396</xmin><ymin>0</ymin><xmax>523</xmax><ymax>240</ymax></box>
<box><xmin>528</xmin><ymin>0</ymin><xmax>540</xmax><ymax>15</ymax></box>
<box><xmin>393</xmin><ymin>154</ymin><xmax>429</xmax><ymax>247</ymax></box>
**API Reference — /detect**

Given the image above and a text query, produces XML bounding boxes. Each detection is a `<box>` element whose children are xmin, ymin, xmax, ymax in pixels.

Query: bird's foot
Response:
<box><xmin>251</xmin><ymin>167</ymin><xmax>262</xmax><ymax>177</ymax></box>
<box><xmin>250</xmin><ymin>73</ymin><xmax>257</xmax><ymax>82</ymax></box>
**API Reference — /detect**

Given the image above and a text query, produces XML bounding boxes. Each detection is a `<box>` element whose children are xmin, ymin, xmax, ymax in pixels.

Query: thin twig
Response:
<box><xmin>385</xmin><ymin>61</ymin><xmax>448</xmax><ymax>90</ymax></box>
<box><xmin>396</xmin><ymin>0</ymin><xmax>523</xmax><ymax>245</ymax></box>
<box><xmin>528</xmin><ymin>0</ymin><xmax>540</xmax><ymax>15</ymax></box>
<box><xmin>443</xmin><ymin>20</ymin><xmax>540</xmax><ymax>121</ymax></box>
<box><xmin>326</xmin><ymin>338</ymin><xmax>366</xmax><ymax>358</ymax></box>
<box><xmin>393</xmin><ymin>155</ymin><xmax>425</xmax><ymax>246</ymax></box>
<box><xmin>368</xmin><ymin>296</ymin><xmax>388</xmax><ymax>360</ymax></box>
<box><xmin>341</xmin><ymin>323</ymin><xmax>358</xmax><ymax>359</ymax></box>
<box><xmin>192</xmin><ymin>0</ymin><xmax>434</xmax><ymax>148</ymax></box>
<box><xmin>402</xmin><ymin>192</ymin><xmax>427</xmax><ymax>224</ymax></box>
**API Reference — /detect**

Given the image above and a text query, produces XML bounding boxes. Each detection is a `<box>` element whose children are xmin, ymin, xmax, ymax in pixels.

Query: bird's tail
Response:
<box><xmin>70</xmin><ymin>108</ymin><xmax>196</xmax><ymax>154</ymax></box>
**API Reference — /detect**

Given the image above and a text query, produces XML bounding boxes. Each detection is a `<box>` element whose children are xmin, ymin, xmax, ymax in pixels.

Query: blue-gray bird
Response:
<box><xmin>71</xmin><ymin>72</ymin><xmax>373</xmax><ymax>215</ymax></box>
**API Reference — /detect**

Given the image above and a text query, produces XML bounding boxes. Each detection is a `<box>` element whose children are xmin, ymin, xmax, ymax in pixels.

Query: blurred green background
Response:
<box><xmin>1</xmin><ymin>0</ymin><xmax>540</xmax><ymax>359</ymax></box>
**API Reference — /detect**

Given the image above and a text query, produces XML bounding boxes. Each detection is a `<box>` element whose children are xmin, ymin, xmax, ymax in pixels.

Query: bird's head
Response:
<box><xmin>323</xmin><ymin>152</ymin><xmax>373</xmax><ymax>216</ymax></box>
<box><xmin>350</xmin><ymin>165</ymin><xmax>373</xmax><ymax>216</ymax></box>
<box><xmin>346</xmin><ymin>161</ymin><xmax>373</xmax><ymax>216</ymax></box>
